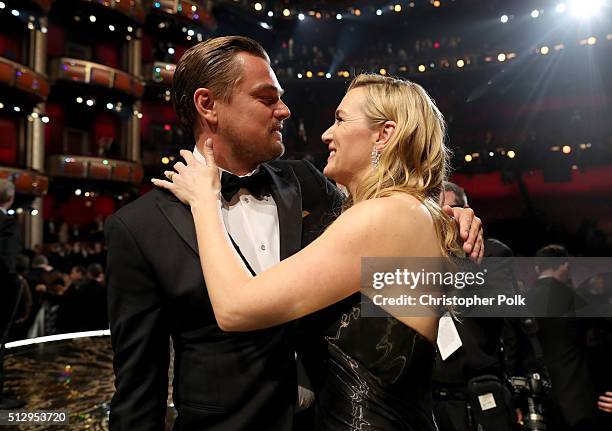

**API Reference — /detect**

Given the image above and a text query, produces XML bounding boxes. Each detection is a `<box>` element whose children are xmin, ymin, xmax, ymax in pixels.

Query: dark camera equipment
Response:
<box><xmin>509</xmin><ymin>373</ymin><xmax>550</xmax><ymax>431</ymax></box>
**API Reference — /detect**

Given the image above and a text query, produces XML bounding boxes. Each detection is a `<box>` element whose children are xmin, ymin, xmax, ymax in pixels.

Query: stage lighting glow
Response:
<box><xmin>254</xmin><ymin>2</ymin><xmax>262</xmax><ymax>11</ymax></box>
<box><xmin>587</xmin><ymin>36</ymin><xmax>597</xmax><ymax>45</ymax></box>
<box><xmin>31</xmin><ymin>209</ymin><xmax>39</xmax><ymax>216</ymax></box>
<box><xmin>394</xmin><ymin>4</ymin><xmax>402</xmax><ymax>13</ymax></box>
<box><xmin>489</xmin><ymin>152</ymin><xmax>494</xmax><ymax>157</ymax></box>
<box><xmin>379</xmin><ymin>68</ymin><xmax>387</xmax><ymax>75</ymax></box>
<box><xmin>0</xmin><ymin>3</ymin><xmax>5</xmax><ymax>10</ymax></box>
<box><xmin>86</xmin><ymin>99</ymin><xmax>95</xmax><ymax>106</ymax></box>
<box><xmin>336</xmin><ymin>13</ymin><xmax>342</xmax><ymax>20</ymax></box>
<box><xmin>325</xmin><ymin>72</ymin><xmax>332</xmax><ymax>78</ymax></box>
<box><xmin>354</xmin><ymin>9</ymin><xmax>361</xmax><ymax>16</ymax></box>
<box><xmin>418</xmin><ymin>64</ymin><xmax>426</xmax><ymax>72</ymax></box>
<box><xmin>315</xmin><ymin>12</ymin><xmax>322</xmax><ymax>19</ymax></box>
<box><xmin>76</xmin><ymin>97</ymin><xmax>83</xmax><ymax>103</ymax></box>
<box><xmin>283</xmin><ymin>8</ymin><xmax>290</xmax><ymax>17</ymax></box>
<box><xmin>507</xmin><ymin>150</ymin><xmax>516</xmax><ymax>159</ymax></box>
<box><xmin>306</xmin><ymin>71</ymin><xmax>313</xmax><ymax>78</ymax></box>
<box><xmin>168</xmin><ymin>47</ymin><xmax>175</xmax><ymax>54</ymax></box>
<box><xmin>556</xmin><ymin>3</ymin><xmax>567</xmax><ymax>13</ymax></box>
<box><xmin>540</xmin><ymin>46</ymin><xmax>550</xmax><ymax>55</ymax></box>
<box><xmin>433</xmin><ymin>1</ymin><xmax>441</xmax><ymax>7</ymax></box>
<box><xmin>456</xmin><ymin>59</ymin><xmax>465</xmax><ymax>68</ymax></box>
<box><xmin>500</xmin><ymin>14</ymin><xmax>509</xmax><ymax>23</ymax></box>
<box><xmin>161</xmin><ymin>157</ymin><xmax>170</xmax><ymax>165</ymax></box>
<box><xmin>268</xmin><ymin>11</ymin><xmax>273</xmax><ymax>17</ymax></box>
<box><xmin>13</xmin><ymin>106</ymin><xmax>20</xmax><ymax>112</ymax></box>
<box><xmin>376</xmin><ymin>9</ymin><xmax>383</xmax><ymax>16</ymax></box>
<box><xmin>569</xmin><ymin>0</ymin><xmax>602</xmax><ymax>18</ymax></box>
<box><xmin>562</xmin><ymin>145</ymin><xmax>572</xmax><ymax>154</ymax></box>
<box><xmin>108</xmin><ymin>24</ymin><xmax>115</xmax><ymax>31</ymax></box>
<box><xmin>106</xmin><ymin>103</ymin><xmax>114</xmax><ymax>109</ymax></box>
<box><xmin>531</xmin><ymin>9</ymin><xmax>540</xmax><ymax>18</ymax></box>
<box><xmin>89</xmin><ymin>15</ymin><xmax>96</xmax><ymax>22</ymax></box>
<box><xmin>297</xmin><ymin>73</ymin><xmax>303</xmax><ymax>78</ymax></box>
<box><xmin>75</xmin><ymin>189</ymin><xmax>82</xmax><ymax>196</ymax></box>
<box><xmin>497</xmin><ymin>53</ymin><xmax>507</xmax><ymax>62</ymax></box>
<box><xmin>464</xmin><ymin>154</ymin><xmax>473</xmax><ymax>162</ymax></box>
<box><xmin>191</xmin><ymin>5</ymin><xmax>197</xmax><ymax>12</ymax></box>
<box><xmin>41</xmin><ymin>116</ymin><xmax>49</xmax><ymax>123</ymax></box>
<box><xmin>127</xmin><ymin>26</ymin><xmax>133</xmax><ymax>32</ymax></box>
<box><xmin>298</xmin><ymin>13</ymin><xmax>305</xmax><ymax>20</ymax></box>
<box><xmin>11</xmin><ymin>9</ymin><xmax>19</xmax><ymax>16</ymax></box>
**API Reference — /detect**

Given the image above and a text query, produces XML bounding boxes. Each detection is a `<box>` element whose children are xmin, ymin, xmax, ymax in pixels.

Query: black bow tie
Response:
<box><xmin>220</xmin><ymin>170</ymin><xmax>269</xmax><ymax>202</ymax></box>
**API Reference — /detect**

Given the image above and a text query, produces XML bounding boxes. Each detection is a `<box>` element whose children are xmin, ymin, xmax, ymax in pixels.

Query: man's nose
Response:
<box><xmin>275</xmin><ymin>100</ymin><xmax>291</xmax><ymax>120</ymax></box>
<box><xmin>321</xmin><ymin>125</ymin><xmax>335</xmax><ymax>145</ymax></box>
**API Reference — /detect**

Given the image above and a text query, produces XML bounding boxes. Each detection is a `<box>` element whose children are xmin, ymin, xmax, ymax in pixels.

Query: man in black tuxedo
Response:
<box><xmin>527</xmin><ymin>245</ymin><xmax>597</xmax><ymax>430</ymax></box>
<box><xmin>106</xmin><ymin>36</ymin><xmax>346</xmax><ymax>431</ymax></box>
<box><xmin>106</xmin><ymin>36</ymin><xmax>483</xmax><ymax>431</ymax></box>
<box><xmin>0</xmin><ymin>179</ymin><xmax>24</xmax><ymax>409</ymax></box>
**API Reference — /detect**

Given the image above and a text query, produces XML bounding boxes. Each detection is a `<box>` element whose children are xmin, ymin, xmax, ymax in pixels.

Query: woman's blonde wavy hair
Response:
<box><xmin>344</xmin><ymin>73</ymin><xmax>460</xmax><ymax>256</ymax></box>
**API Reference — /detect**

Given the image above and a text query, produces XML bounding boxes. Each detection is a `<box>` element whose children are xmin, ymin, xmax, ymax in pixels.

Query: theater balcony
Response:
<box><xmin>46</xmin><ymin>155</ymin><xmax>144</xmax><ymax>185</ymax></box>
<box><xmin>0</xmin><ymin>167</ymin><xmax>49</xmax><ymax>197</ymax></box>
<box><xmin>49</xmin><ymin>57</ymin><xmax>145</xmax><ymax>100</ymax></box>
<box><xmin>0</xmin><ymin>57</ymin><xmax>50</xmax><ymax>110</ymax></box>
<box><xmin>3</xmin><ymin>0</ymin><xmax>53</xmax><ymax>15</ymax></box>
<box><xmin>144</xmin><ymin>61</ymin><xmax>175</xmax><ymax>87</ymax></box>
<box><xmin>147</xmin><ymin>0</ymin><xmax>215</xmax><ymax>30</ymax></box>
<box><xmin>52</xmin><ymin>0</ymin><xmax>146</xmax><ymax>30</ymax></box>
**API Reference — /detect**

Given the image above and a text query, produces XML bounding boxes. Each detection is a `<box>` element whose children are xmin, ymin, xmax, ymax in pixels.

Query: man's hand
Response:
<box><xmin>442</xmin><ymin>205</ymin><xmax>484</xmax><ymax>261</ymax></box>
<box><xmin>598</xmin><ymin>391</ymin><xmax>612</xmax><ymax>413</ymax></box>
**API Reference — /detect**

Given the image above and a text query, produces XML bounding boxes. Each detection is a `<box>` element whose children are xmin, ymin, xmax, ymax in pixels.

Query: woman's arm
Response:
<box><xmin>152</xmin><ymin>142</ymin><xmax>439</xmax><ymax>331</ymax></box>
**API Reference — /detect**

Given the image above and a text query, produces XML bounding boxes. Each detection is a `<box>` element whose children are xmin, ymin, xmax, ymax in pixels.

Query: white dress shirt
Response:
<box><xmin>192</xmin><ymin>146</ymin><xmax>280</xmax><ymax>274</ymax></box>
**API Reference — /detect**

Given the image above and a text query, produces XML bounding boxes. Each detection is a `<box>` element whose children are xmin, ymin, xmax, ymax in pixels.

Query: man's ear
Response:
<box><xmin>375</xmin><ymin>120</ymin><xmax>396</xmax><ymax>151</ymax></box>
<box><xmin>194</xmin><ymin>88</ymin><xmax>218</xmax><ymax>126</ymax></box>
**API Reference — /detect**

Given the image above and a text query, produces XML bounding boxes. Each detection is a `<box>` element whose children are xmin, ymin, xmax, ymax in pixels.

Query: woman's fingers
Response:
<box><xmin>202</xmin><ymin>138</ymin><xmax>217</xmax><ymax>169</ymax></box>
<box><xmin>180</xmin><ymin>149</ymin><xmax>198</xmax><ymax>166</ymax></box>
<box><xmin>164</xmin><ymin>170</ymin><xmax>175</xmax><ymax>180</ymax></box>
<box><xmin>173</xmin><ymin>161</ymin><xmax>187</xmax><ymax>173</ymax></box>
<box><xmin>151</xmin><ymin>178</ymin><xmax>175</xmax><ymax>191</ymax></box>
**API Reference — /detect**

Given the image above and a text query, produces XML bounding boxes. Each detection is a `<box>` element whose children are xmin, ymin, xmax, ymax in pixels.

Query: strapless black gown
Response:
<box><xmin>307</xmin><ymin>294</ymin><xmax>437</xmax><ymax>431</ymax></box>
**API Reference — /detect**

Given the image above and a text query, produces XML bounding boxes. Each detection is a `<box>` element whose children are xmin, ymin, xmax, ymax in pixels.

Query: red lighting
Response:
<box><xmin>434</xmin><ymin>41</ymin><xmax>441</xmax><ymax>49</ymax></box>
<box><xmin>164</xmin><ymin>124</ymin><xmax>172</xmax><ymax>131</ymax></box>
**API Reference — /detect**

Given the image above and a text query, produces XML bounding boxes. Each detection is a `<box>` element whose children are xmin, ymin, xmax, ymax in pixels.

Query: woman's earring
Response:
<box><xmin>371</xmin><ymin>147</ymin><xmax>381</xmax><ymax>168</ymax></box>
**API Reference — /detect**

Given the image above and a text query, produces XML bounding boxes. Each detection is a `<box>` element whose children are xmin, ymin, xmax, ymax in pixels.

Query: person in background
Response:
<box><xmin>0</xmin><ymin>179</ymin><xmax>25</xmax><ymax>408</ymax></box>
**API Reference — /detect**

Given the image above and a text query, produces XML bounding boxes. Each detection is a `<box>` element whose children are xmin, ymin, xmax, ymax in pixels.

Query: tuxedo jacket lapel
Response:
<box><xmin>262</xmin><ymin>163</ymin><xmax>303</xmax><ymax>260</ymax></box>
<box><xmin>156</xmin><ymin>193</ymin><xmax>200</xmax><ymax>256</ymax></box>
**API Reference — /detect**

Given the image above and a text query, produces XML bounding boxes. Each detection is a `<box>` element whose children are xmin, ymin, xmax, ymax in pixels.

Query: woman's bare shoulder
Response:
<box><xmin>327</xmin><ymin>194</ymin><xmax>436</xmax><ymax>250</ymax></box>
<box><xmin>338</xmin><ymin>194</ymin><xmax>433</xmax><ymax>228</ymax></box>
